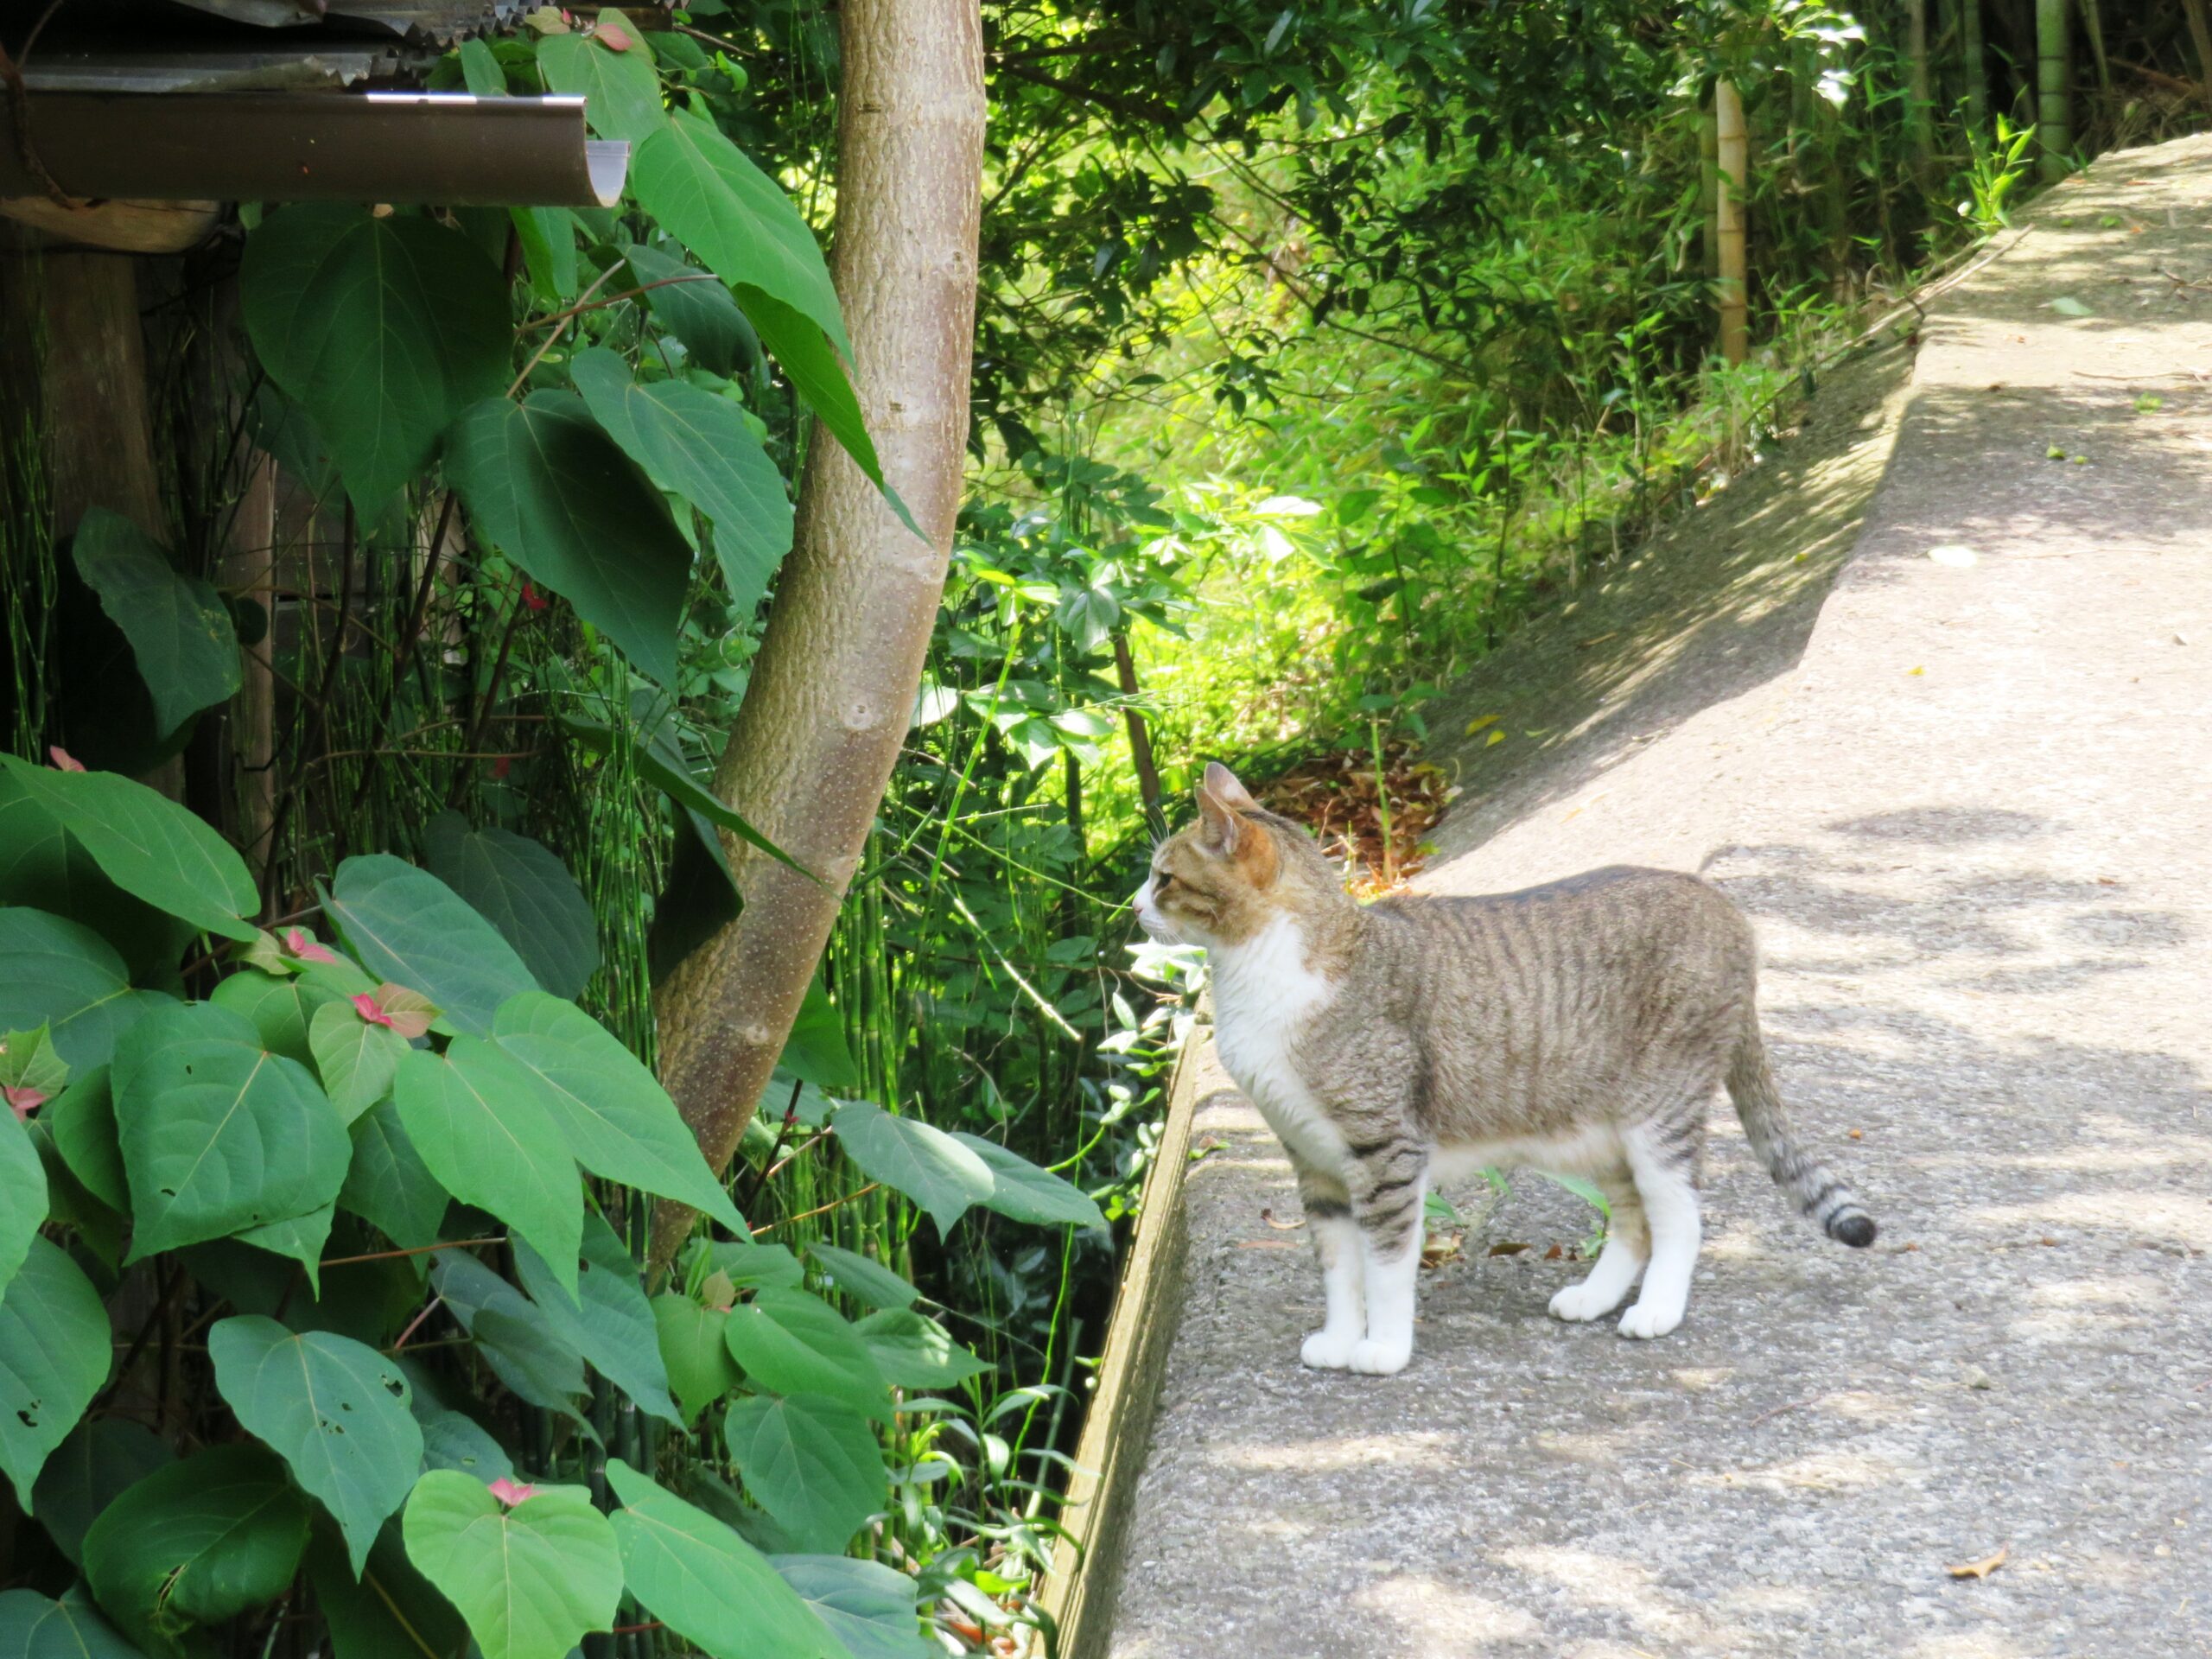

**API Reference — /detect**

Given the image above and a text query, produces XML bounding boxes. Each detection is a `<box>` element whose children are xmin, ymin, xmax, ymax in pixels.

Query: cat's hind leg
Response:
<box><xmin>1618</xmin><ymin>1116</ymin><xmax>1704</xmax><ymax>1339</ymax></box>
<box><xmin>1548</xmin><ymin>1171</ymin><xmax>1649</xmax><ymax>1323</ymax></box>
<box><xmin>1294</xmin><ymin>1163</ymin><xmax>1366</xmax><ymax>1370</ymax></box>
<box><xmin>1348</xmin><ymin>1138</ymin><xmax>1428</xmax><ymax>1375</ymax></box>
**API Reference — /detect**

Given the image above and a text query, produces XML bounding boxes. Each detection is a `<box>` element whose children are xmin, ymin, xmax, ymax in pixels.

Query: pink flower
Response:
<box><xmin>353</xmin><ymin>984</ymin><xmax>436</xmax><ymax>1040</ymax></box>
<box><xmin>595</xmin><ymin>22</ymin><xmax>632</xmax><ymax>51</ymax></box>
<box><xmin>487</xmin><ymin>1477</ymin><xmax>540</xmax><ymax>1508</ymax></box>
<box><xmin>48</xmin><ymin>747</ymin><xmax>84</xmax><ymax>772</ymax></box>
<box><xmin>353</xmin><ymin>992</ymin><xmax>394</xmax><ymax>1028</ymax></box>
<box><xmin>521</xmin><ymin>581</ymin><xmax>548</xmax><ymax>613</ymax></box>
<box><xmin>5</xmin><ymin>1084</ymin><xmax>43</xmax><ymax>1122</ymax></box>
<box><xmin>284</xmin><ymin>928</ymin><xmax>339</xmax><ymax>965</ymax></box>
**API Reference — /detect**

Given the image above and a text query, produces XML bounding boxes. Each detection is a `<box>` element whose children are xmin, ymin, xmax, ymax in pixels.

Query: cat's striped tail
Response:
<box><xmin>1726</xmin><ymin>1026</ymin><xmax>1877</xmax><ymax>1247</ymax></box>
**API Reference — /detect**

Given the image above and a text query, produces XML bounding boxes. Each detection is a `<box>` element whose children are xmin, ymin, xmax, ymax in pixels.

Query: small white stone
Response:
<box><xmin>1927</xmin><ymin>544</ymin><xmax>1979</xmax><ymax>567</ymax></box>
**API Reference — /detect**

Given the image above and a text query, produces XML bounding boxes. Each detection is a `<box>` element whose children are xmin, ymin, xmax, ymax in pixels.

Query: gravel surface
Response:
<box><xmin>1103</xmin><ymin>135</ymin><xmax>2212</xmax><ymax>1659</ymax></box>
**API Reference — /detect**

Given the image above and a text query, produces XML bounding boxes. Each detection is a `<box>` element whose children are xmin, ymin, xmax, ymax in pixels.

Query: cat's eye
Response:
<box><xmin>1153</xmin><ymin>872</ymin><xmax>1175</xmax><ymax>893</ymax></box>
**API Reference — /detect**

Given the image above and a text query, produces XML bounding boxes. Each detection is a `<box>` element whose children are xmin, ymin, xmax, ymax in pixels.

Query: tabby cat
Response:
<box><xmin>1133</xmin><ymin>763</ymin><xmax>1875</xmax><ymax>1375</ymax></box>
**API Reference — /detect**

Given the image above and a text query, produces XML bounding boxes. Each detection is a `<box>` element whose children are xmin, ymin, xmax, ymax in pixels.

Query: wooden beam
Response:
<box><xmin>0</xmin><ymin>197</ymin><xmax>219</xmax><ymax>254</ymax></box>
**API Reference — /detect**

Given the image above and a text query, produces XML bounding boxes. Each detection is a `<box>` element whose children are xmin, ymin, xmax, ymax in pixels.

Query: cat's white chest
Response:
<box><xmin>1207</xmin><ymin>916</ymin><xmax>1348</xmax><ymax>1174</ymax></box>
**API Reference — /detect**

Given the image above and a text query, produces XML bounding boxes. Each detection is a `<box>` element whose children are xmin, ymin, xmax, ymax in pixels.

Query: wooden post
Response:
<box><xmin>2036</xmin><ymin>0</ymin><xmax>2070</xmax><ymax>181</ymax></box>
<box><xmin>1714</xmin><ymin>79</ymin><xmax>1749</xmax><ymax>367</ymax></box>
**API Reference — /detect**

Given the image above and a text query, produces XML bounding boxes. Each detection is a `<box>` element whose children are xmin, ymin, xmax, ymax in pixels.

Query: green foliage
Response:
<box><xmin>426</xmin><ymin>812</ymin><xmax>602</xmax><ymax>1000</ymax></box>
<box><xmin>67</xmin><ymin>510</ymin><xmax>240</xmax><ymax>738</ymax></box>
<box><xmin>723</xmin><ymin>1392</ymin><xmax>887</xmax><ymax>1554</ymax></box>
<box><xmin>0</xmin><ymin>1238</ymin><xmax>107</xmax><ymax>1507</ymax></box>
<box><xmin>400</xmin><ymin>1473</ymin><xmax>623</xmax><ymax>1659</ymax></box>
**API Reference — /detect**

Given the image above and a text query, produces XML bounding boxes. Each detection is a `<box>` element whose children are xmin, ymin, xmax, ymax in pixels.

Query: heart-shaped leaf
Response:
<box><xmin>0</xmin><ymin>774</ymin><xmax>194</xmax><ymax>984</ymax></box>
<box><xmin>209</xmin><ymin>967</ymin><xmax>340</xmax><ymax>1066</ymax></box>
<box><xmin>241</xmin><ymin>205</ymin><xmax>510</xmax><ymax>510</ymax></box>
<box><xmin>769</xmin><ymin>1556</ymin><xmax>935</xmax><ymax>1659</ymax></box>
<box><xmin>537</xmin><ymin>26</ymin><xmax>663</xmax><ymax>143</ymax></box>
<box><xmin>830</xmin><ymin>1103</ymin><xmax>994</xmax><ymax>1236</ymax></box>
<box><xmin>721</xmin><ymin>1288</ymin><xmax>889</xmax><ymax>1421</ymax></box>
<box><xmin>233</xmin><ymin>1203</ymin><xmax>334</xmax><ymax>1290</ymax></box>
<box><xmin>651</xmin><ymin>1294</ymin><xmax>737</xmax><ymax>1422</ymax></box>
<box><xmin>804</xmin><ymin>1243</ymin><xmax>915</xmax><ymax>1312</ymax></box>
<box><xmin>626</xmin><ymin>241</ymin><xmax>753</xmax><ymax>378</ymax></box>
<box><xmin>45</xmin><ymin>1065</ymin><xmax>124</xmax><ymax>1211</ymax></box>
<box><xmin>0</xmin><ymin>759</ymin><xmax>257</xmax><ymax>942</ymax></box>
<box><xmin>114</xmin><ymin>1001</ymin><xmax>351</xmax><ymax>1260</ymax></box>
<box><xmin>324</xmin><ymin>855</ymin><xmax>536</xmax><ymax>1039</ymax></box>
<box><xmin>512</xmin><ymin>1211</ymin><xmax>681</xmax><ymax>1425</ymax></box>
<box><xmin>308</xmin><ymin>998</ymin><xmax>407</xmax><ymax>1123</ymax></box>
<box><xmin>69</xmin><ymin>508</ymin><xmax>240</xmax><ymax>737</ymax></box>
<box><xmin>0</xmin><ymin>1586</ymin><xmax>143</xmax><ymax>1659</ymax></box>
<box><xmin>392</xmin><ymin>1041</ymin><xmax>582</xmax><ymax>1294</ymax></box>
<box><xmin>489</xmin><ymin>991</ymin><xmax>744</xmax><ymax>1232</ymax></box>
<box><xmin>570</xmin><ymin>348</ymin><xmax>793</xmax><ymax>619</ymax></box>
<box><xmin>0</xmin><ymin>1116</ymin><xmax>43</xmax><ymax>1300</ymax></box>
<box><xmin>603</xmin><ymin>1459</ymin><xmax>843</xmax><ymax>1659</ymax></box>
<box><xmin>29</xmin><ymin>1417</ymin><xmax>173</xmax><ymax>1564</ymax></box>
<box><xmin>0</xmin><ymin>1237</ymin><xmax>108</xmax><ymax>1508</ymax></box>
<box><xmin>432</xmin><ymin>1250</ymin><xmax>590</xmax><ymax>1421</ymax></box>
<box><xmin>401</xmin><ymin>1472</ymin><xmax>621</xmax><ymax>1659</ymax></box>
<box><xmin>416</xmin><ymin>1407</ymin><xmax>513</xmax><ymax>1483</ymax></box>
<box><xmin>630</xmin><ymin>110</ymin><xmax>849</xmax><ymax>359</ymax></box>
<box><xmin>209</xmin><ymin>1317</ymin><xmax>422</xmax><ymax>1575</ymax></box>
<box><xmin>722</xmin><ymin>1393</ymin><xmax>885</xmax><ymax>1555</ymax></box>
<box><xmin>443</xmin><ymin>392</ymin><xmax>694</xmax><ymax>687</ymax></box>
<box><xmin>337</xmin><ymin>1099</ymin><xmax>448</xmax><ymax>1251</ymax></box>
<box><xmin>82</xmin><ymin>1443</ymin><xmax>309</xmax><ymax>1656</ymax></box>
<box><xmin>425</xmin><ymin>814</ymin><xmax>600</xmax><ymax>1001</ymax></box>
<box><xmin>851</xmin><ymin>1309</ymin><xmax>987</xmax><ymax>1389</ymax></box>
<box><xmin>951</xmin><ymin>1133</ymin><xmax>1108</xmax><ymax>1230</ymax></box>
<box><xmin>0</xmin><ymin>912</ymin><xmax>151</xmax><ymax>1074</ymax></box>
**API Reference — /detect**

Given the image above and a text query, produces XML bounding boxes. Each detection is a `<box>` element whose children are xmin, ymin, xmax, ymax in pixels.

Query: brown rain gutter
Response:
<box><xmin>0</xmin><ymin>91</ymin><xmax>626</xmax><ymax>208</ymax></box>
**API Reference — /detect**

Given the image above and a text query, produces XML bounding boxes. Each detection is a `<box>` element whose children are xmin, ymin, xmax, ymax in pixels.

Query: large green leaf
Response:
<box><xmin>723</xmin><ymin>1393</ymin><xmax>886</xmax><ymax>1555</ymax></box>
<box><xmin>0</xmin><ymin>760</ymin><xmax>257</xmax><ymax>943</ymax></box>
<box><xmin>0</xmin><ymin>1116</ymin><xmax>43</xmax><ymax>1299</ymax></box>
<box><xmin>392</xmin><ymin>1042</ymin><xmax>582</xmax><ymax>1294</ymax></box>
<box><xmin>626</xmin><ymin>241</ymin><xmax>752</xmax><ymax>378</ymax></box>
<box><xmin>721</xmin><ymin>1288</ymin><xmax>890</xmax><ymax>1421</ymax></box>
<box><xmin>416</xmin><ymin>1407</ymin><xmax>513</xmax><ymax>1483</ymax></box>
<box><xmin>851</xmin><ymin>1309</ymin><xmax>987</xmax><ymax>1389</ymax></box>
<box><xmin>734</xmin><ymin>287</ymin><xmax>908</xmax><ymax>526</ymax></box>
<box><xmin>0</xmin><ymin>911</ymin><xmax>153</xmax><ymax>1071</ymax></box>
<box><xmin>454</xmin><ymin>41</ymin><xmax>578</xmax><ymax>306</ymax></box>
<box><xmin>512</xmin><ymin>1211</ymin><xmax>680</xmax><ymax>1426</ymax></box>
<box><xmin>603</xmin><ymin>1459</ymin><xmax>843</xmax><ymax>1659</ymax></box>
<box><xmin>401</xmin><ymin>1472</ymin><xmax>621</xmax><ymax>1659</ymax></box>
<box><xmin>209</xmin><ymin>1317</ymin><xmax>422</xmax><ymax>1575</ymax></box>
<box><xmin>425</xmin><ymin>814</ymin><xmax>600</xmax><ymax>1001</ymax></box>
<box><xmin>30</xmin><ymin>1417</ymin><xmax>174</xmax><ymax>1564</ymax></box>
<box><xmin>631</xmin><ymin>110</ymin><xmax>850</xmax><ymax>359</ymax></box>
<box><xmin>112</xmin><ymin>1001</ymin><xmax>350</xmax><ymax>1260</ymax></box>
<box><xmin>240</xmin><ymin>205</ymin><xmax>510</xmax><ymax>509</ymax></box>
<box><xmin>308</xmin><ymin>1000</ymin><xmax>407</xmax><ymax>1124</ymax></box>
<box><xmin>307</xmin><ymin>1527</ymin><xmax>467</xmax><ymax>1659</ymax></box>
<box><xmin>69</xmin><ymin>509</ymin><xmax>240</xmax><ymax>737</ymax></box>
<box><xmin>569</xmin><ymin>348</ymin><xmax>792</xmax><ymax>619</ymax></box>
<box><xmin>537</xmin><ymin>27</ymin><xmax>663</xmax><ymax>143</ymax></box>
<box><xmin>650</xmin><ymin>1294</ymin><xmax>737</xmax><ymax>1422</ymax></box>
<box><xmin>208</xmin><ymin>968</ymin><xmax>339</xmax><ymax>1066</ymax></box>
<box><xmin>81</xmin><ymin>1443</ymin><xmax>309</xmax><ymax>1656</ymax></box>
<box><xmin>47</xmin><ymin>1066</ymin><xmax>124</xmax><ymax>1213</ymax></box>
<box><xmin>0</xmin><ymin>1237</ymin><xmax>108</xmax><ymax>1508</ymax></box>
<box><xmin>770</xmin><ymin>1556</ymin><xmax>936</xmax><ymax>1659</ymax></box>
<box><xmin>432</xmin><ymin>1250</ymin><xmax>589</xmax><ymax>1421</ymax></box>
<box><xmin>0</xmin><ymin>1586</ymin><xmax>143</xmax><ymax>1659</ymax></box>
<box><xmin>830</xmin><ymin>1103</ymin><xmax>994</xmax><ymax>1236</ymax></box>
<box><xmin>779</xmin><ymin>980</ymin><xmax>861</xmax><ymax>1090</ymax></box>
<box><xmin>489</xmin><ymin>992</ymin><xmax>744</xmax><ymax>1232</ymax></box>
<box><xmin>443</xmin><ymin>392</ymin><xmax>693</xmax><ymax>687</ymax></box>
<box><xmin>804</xmin><ymin>1243</ymin><xmax>915</xmax><ymax>1312</ymax></box>
<box><xmin>324</xmin><ymin>855</ymin><xmax>537</xmax><ymax>1039</ymax></box>
<box><xmin>233</xmin><ymin>1203</ymin><xmax>334</xmax><ymax>1290</ymax></box>
<box><xmin>951</xmin><ymin>1134</ymin><xmax>1109</xmax><ymax>1230</ymax></box>
<box><xmin>336</xmin><ymin>1100</ymin><xmax>448</xmax><ymax>1251</ymax></box>
<box><xmin>560</xmin><ymin>705</ymin><xmax>800</xmax><ymax>874</ymax></box>
<box><xmin>0</xmin><ymin>772</ymin><xmax>195</xmax><ymax>983</ymax></box>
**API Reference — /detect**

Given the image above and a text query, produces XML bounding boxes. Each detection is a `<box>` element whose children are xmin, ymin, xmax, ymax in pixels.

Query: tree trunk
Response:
<box><xmin>1111</xmin><ymin>631</ymin><xmax>1163</xmax><ymax>835</ymax></box>
<box><xmin>648</xmin><ymin>0</ymin><xmax>985</xmax><ymax>1267</ymax></box>
<box><xmin>1713</xmin><ymin>79</ymin><xmax>1749</xmax><ymax>367</ymax></box>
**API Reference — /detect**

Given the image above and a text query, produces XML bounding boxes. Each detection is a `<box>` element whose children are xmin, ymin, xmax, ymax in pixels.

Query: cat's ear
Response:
<box><xmin>1203</xmin><ymin>761</ymin><xmax>1257</xmax><ymax>810</ymax></box>
<box><xmin>1195</xmin><ymin>773</ymin><xmax>1243</xmax><ymax>854</ymax></box>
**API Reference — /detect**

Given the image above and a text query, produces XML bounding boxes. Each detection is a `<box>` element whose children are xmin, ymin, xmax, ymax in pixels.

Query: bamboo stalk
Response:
<box><xmin>1906</xmin><ymin>0</ymin><xmax>1936</xmax><ymax>174</ymax></box>
<box><xmin>1962</xmin><ymin>0</ymin><xmax>1987</xmax><ymax>129</ymax></box>
<box><xmin>2037</xmin><ymin>0</ymin><xmax>2070</xmax><ymax>181</ymax></box>
<box><xmin>2077</xmin><ymin>0</ymin><xmax>2109</xmax><ymax>92</ymax></box>
<box><xmin>1698</xmin><ymin>100</ymin><xmax>1719</xmax><ymax>281</ymax></box>
<box><xmin>2187</xmin><ymin>0</ymin><xmax>2212</xmax><ymax>112</ymax></box>
<box><xmin>1714</xmin><ymin>79</ymin><xmax>1749</xmax><ymax>367</ymax></box>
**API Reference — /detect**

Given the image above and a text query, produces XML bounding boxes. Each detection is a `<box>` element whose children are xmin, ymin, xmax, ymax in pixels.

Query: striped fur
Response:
<box><xmin>1133</xmin><ymin>762</ymin><xmax>1877</xmax><ymax>1371</ymax></box>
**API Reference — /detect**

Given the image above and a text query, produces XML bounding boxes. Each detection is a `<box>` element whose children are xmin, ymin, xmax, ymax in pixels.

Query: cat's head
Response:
<box><xmin>1132</xmin><ymin>762</ymin><xmax>1346</xmax><ymax>948</ymax></box>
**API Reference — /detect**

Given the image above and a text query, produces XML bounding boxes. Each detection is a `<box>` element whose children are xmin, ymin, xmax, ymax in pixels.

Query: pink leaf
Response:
<box><xmin>353</xmin><ymin>992</ymin><xmax>397</xmax><ymax>1030</ymax></box>
<box><xmin>487</xmin><ymin>1477</ymin><xmax>541</xmax><ymax>1507</ymax></box>
<box><xmin>284</xmin><ymin>928</ymin><xmax>340</xmax><ymax>965</ymax></box>
<box><xmin>6</xmin><ymin>1084</ymin><xmax>44</xmax><ymax>1122</ymax></box>
<box><xmin>595</xmin><ymin>22</ymin><xmax>632</xmax><ymax>51</ymax></box>
<box><xmin>48</xmin><ymin>747</ymin><xmax>85</xmax><ymax>772</ymax></box>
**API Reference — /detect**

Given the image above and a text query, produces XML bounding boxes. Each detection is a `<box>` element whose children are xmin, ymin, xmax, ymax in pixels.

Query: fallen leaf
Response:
<box><xmin>1906</xmin><ymin>665</ymin><xmax>1925</xmax><ymax>677</ymax></box>
<box><xmin>1947</xmin><ymin>1544</ymin><xmax>2008</xmax><ymax>1580</ymax></box>
<box><xmin>2047</xmin><ymin>296</ymin><xmax>2092</xmax><ymax>316</ymax></box>
<box><xmin>1542</xmin><ymin>1243</ymin><xmax>1563</xmax><ymax>1261</ymax></box>
<box><xmin>1849</xmin><ymin>1128</ymin><xmax>1864</xmax><ymax>1140</ymax></box>
<box><xmin>1465</xmin><ymin>714</ymin><xmax>1501</xmax><ymax>735</ymax></box>
<box><xmin>1487</xmin><ymin>1241</ymin><xmax>1531</xmax><ymax>1257</ymax></box>
<box><xmin>1260</xmin><ymin>1207</ymin><xmax>1305</xmax><ymax>1231</ymax></box>
<box><xmin>1485</xmin><ymin>729</ymin><xmax>1506</xmax><ymax>747</ymax></box>
<box><xmin>1575</xmin><ymin>632</ymin><xmax>1617</xmax><ymax>648</ymax></box>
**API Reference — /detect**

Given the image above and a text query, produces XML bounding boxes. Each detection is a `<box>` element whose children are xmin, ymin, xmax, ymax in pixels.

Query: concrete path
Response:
<box><xmin>1104</xmin><ymin>135</ymin><xmax>2212</xmax><ymax>1659</ymax></box>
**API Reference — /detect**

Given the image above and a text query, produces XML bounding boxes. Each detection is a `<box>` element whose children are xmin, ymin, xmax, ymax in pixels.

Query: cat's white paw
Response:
<box><xmin>1549</xmin><ymin>1281</ymin><xmax>1627</xmax><ymax>1323</ymax></box>
<box><xmin>1616</xmin><ymin>1299</ymin><xmax>1685</xmax><ymax>1339</ymax></box>
<box><xmin>1347</xmin><ymin>1337</ymin><xmax>1412</xmax><ymax>1375</ymax></box>
<box><xmin>1300</xmin><ymin>1329</ymin><xmax>1360</xmax><ymax>1370</ymax></box>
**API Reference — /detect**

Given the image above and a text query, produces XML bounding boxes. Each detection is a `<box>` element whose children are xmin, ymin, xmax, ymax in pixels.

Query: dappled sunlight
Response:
<box><xmin>1221</xmin><ymin>1430</ymin><xmax>1453</xmax><ymax>1473</ymax></box>
<box><xmin>1973</xmin><ymin>1191</ymin><xmax>2212</xmax><ymax>1253</ymax></box>
<box><xmin>1352</xmin><ymin>1577</ymin><xmax>1544</xmax><ymax>1650</ymax></box>
<box><xmin>1497</xmin><ymin>1545</ymin><xmax>1748</xmax><ymax>1648</ymax></box>
<box><xmin>1695</xmin><ymin>1442</ymin><xmax>1923</xmax><ymax>1497</ymax></box>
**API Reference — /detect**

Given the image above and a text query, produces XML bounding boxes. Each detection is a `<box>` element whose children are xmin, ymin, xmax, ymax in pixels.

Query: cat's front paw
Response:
<box><xmin>1549</xmin><ymin>1281</ymin><xmax>1626</xmax><ymax>1323</ymax></box>
<box><xmin>1300</xmin><ymin>1329</ymin><xmax>1360</xmax><ymax>1370</ymax></box>
<box><xmin>1616</xmin><ymin>1299</ymin><xmax>1685</xmax><ymax>1339</ymax></box>
<box><xmin>1347</xmin><ymin>1337</ymin><xmax>1412</xmax><ymax>1376</ymax></box>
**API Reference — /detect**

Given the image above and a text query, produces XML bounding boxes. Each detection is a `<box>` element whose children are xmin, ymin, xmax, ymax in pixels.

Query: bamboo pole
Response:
<box><xmin>2037</xmin><ymin>0</ymin><xmax>2070</xmax><ymax>181</ymax></box>
<box><xmin>1699</xmin><ymin>99</ymin><xmax>1719</xmax><ymax>281</ymax></box>
<box><xmin>2077</xmin><ymin>0</ymin><xmax>2109</xmax><ymax>92</ymax></box>
<box><xmin>1714</xmin><ymin>79</ymin><xmax>1749</xmax><ymax>366</ymax></box>
<box><xmin>2187</xmin><ymin>0</ymin><xmax>2212</xmax><ymax>113</ymax></box>
<box><xmin>1962</xmin><ymin>0</ymin><xmax>1987</xmax><ymax>129</ymax></box>
<box><xmin>1906</xmin><ymin>0</ymin><xmax>1936</xmax><ymax>175</ymax></box>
